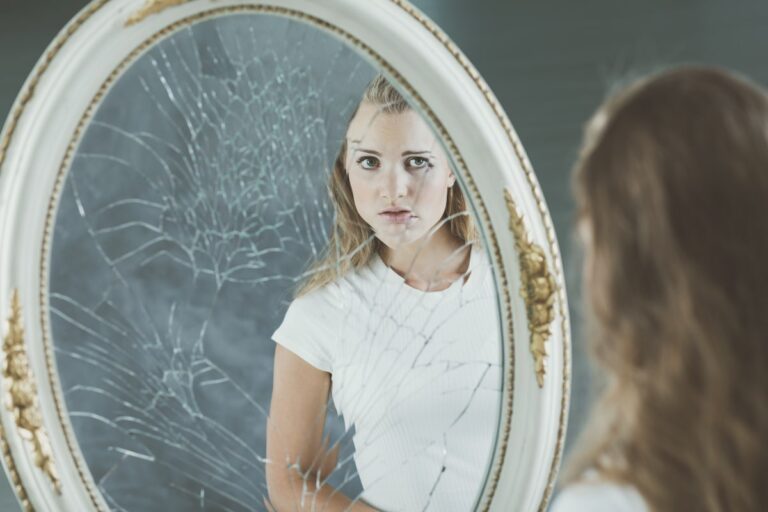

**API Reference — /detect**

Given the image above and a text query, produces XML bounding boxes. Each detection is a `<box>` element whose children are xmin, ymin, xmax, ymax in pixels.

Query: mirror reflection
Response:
<box><xmin>48</xmin><ymin>13</ymin><xmax>502</xmax><ymax>511</ymax></box>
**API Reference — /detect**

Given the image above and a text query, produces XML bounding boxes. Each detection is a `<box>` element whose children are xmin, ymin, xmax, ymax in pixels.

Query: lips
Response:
<box><xmin>379</xmin><ymin>208</ymin><xmax>415</xmax><ymax>224</ymax></box>
<box><xmin>379</xmin><ymin>207</ymin><xmax>412</xmax><ymax>214</ymax></box>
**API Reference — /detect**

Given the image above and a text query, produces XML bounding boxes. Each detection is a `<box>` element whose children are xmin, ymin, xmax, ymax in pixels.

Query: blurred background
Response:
<box><xmin>1</xmin><ymin>0</ymin><xmax>767</xmax><ymax>510</ymax></box>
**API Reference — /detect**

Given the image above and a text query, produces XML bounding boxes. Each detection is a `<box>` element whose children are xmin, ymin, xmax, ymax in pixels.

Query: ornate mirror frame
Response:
<box><xmin>0</xmin><ymin>0</ymin><xmax>571</xmax><ymax>510</ymax></box>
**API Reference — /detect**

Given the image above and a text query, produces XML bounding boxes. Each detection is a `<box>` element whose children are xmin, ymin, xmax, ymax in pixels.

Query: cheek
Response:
<box><xmin>414</xmin><ymin>175</ymin><xmax>448</xmax><ymax>208</ymax></box>
<box><xmin>578</xmin><ymin>220</ymin><xmax>595</xmax><ymax>281</ymax></box>
<box><xmin>347</xmin><ymin>174</ymin><xmax>376</xmax><ymax>212</ymax></box>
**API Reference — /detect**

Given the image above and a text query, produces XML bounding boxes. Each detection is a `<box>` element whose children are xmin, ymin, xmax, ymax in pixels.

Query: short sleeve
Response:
<box><xmin>270</xmin><ymin>285</ymin><xmax>343</xmax><ymax>373</ymax></box>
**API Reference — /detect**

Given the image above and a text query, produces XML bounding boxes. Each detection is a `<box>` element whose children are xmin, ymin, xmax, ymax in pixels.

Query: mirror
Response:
<box><xmin>48</xmin><ymin>12</ymin><xmax>501</xmax><ymax>511</ymax></box>
<box><xmin>0</xmin><ymin>1</ymin><xmax>569</xmax><ymax>511</ymax></box>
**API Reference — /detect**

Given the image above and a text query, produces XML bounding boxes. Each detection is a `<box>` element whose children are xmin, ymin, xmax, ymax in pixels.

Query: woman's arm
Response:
<box><xmin>266</xmin><ymin>345</ymin><xmax>379</xmax><ymax>512</ymax></box>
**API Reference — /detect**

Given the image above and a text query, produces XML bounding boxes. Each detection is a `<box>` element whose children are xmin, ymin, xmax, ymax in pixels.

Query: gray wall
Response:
<box><xmin>2</xmin><ymin>1</ymin><xmax>767</xmax><ymax>510</ymax></box>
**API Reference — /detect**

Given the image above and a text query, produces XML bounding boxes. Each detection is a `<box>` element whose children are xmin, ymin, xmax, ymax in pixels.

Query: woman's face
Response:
<box><xmin>345</xmin><ymin>102</ymin><xmax>456</xmax><ymax>250</ymax></box>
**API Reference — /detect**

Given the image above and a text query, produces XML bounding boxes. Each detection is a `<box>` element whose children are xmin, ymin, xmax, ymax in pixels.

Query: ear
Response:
<box><xmin>448</xmin><ymin>173</ymin><xmax>456</xmax><ymax>187</ymax></box>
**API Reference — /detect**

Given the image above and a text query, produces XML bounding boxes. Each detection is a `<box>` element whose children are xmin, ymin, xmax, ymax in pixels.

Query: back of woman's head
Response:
<box><xmin>568</xmin><ymin>66</ymin><xmax>768</xmax><ymax>511</ymax></box>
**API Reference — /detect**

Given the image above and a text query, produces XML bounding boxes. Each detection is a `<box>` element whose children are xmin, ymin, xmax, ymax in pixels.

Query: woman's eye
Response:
<box><xmin>357</xmin><ymin>156</ymin><xmax>380</xmax><ymax>170</ymax></box>
<box><xmin>407</xmin><ymin>157</ymin><xmax>431</xmax><ymax>169</ymax></box>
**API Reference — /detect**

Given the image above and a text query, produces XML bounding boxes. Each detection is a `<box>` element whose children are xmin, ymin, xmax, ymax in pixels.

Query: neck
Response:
<box><xmin>379</xmin><ymin>227</ymin><xmax>471</xmax><ymax>290</ymax></box>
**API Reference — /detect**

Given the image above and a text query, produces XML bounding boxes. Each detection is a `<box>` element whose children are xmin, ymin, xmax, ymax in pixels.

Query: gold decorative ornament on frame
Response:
<box><xmin>0</xmin><ymin>419</ymin><xmax>32</xmax><ymax>512</ymax></box>
<box><xmin>504</xmin><ymin>189</ymin><xmax>557</xmax><ymax>388</ymax></box>
<box><xmin>126</xmin><ymin>0</ymin><xmax>193</xmax><ymax>26</ymax></box>
<box><xmin>3</xmin><ymin>288</ymin><xmax>62</xmax><ymax>495</ymax></box>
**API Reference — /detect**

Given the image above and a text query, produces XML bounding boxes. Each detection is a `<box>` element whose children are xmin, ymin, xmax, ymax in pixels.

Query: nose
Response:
<box><xmin>380</xmin><ymin>163</ymin><xmax>410</xmax><ymax>200</ymax></box>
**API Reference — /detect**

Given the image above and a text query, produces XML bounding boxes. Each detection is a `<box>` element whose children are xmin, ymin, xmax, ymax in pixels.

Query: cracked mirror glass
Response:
<box><xmin>48</xmin><ymin>12</ymin><xmax>503</xmax><ymax>512</ymax></box>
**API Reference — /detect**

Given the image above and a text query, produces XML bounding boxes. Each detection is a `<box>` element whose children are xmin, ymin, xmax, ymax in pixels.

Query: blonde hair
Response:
<box><xmin>563</xmin><ymin>66</ymin><xmax>768</xmax><ymax>511</ymax></box>
<box><xmin>294</xmin><ymin>76</ymin><xmax>476</xmax><ymax>297</ymax></box>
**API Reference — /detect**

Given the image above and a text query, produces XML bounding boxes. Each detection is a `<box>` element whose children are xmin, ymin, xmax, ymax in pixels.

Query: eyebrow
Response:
<box><xmin>351</xmin><ymin>146</ymin><xmax>434</xmax><ymax>157</ymax></box>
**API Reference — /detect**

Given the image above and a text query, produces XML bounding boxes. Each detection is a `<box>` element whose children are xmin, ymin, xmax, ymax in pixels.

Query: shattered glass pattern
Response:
<box><xmin>48</xmin><ymin>13</ymin><xmax>503</xmax><ymax>512</ymax></box>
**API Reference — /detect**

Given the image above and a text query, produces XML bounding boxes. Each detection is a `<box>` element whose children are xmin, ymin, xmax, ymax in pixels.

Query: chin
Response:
<box><xmin>376</xmin><ymin>230</ymin><xmax>425</xmax><ymax>251</ymax></box>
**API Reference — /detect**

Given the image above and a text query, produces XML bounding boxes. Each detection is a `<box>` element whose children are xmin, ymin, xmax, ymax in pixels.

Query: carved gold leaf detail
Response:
<box><xmin>3</xmin><ymin>289</ymin><xmax>62</xmax><ymax>494</ymax></box>
<box><xmin>126</xmin><ymin>0</ymin><xmax>193</xmax><ymax>26</ymax></box>
<box><xmin>504</xmin><ymin>189</ymin><xmax>557</xmax><ymax>387</ymax></box>
<box><xmin>0</xmin><ymin>419</ymin><xmax>32</xmax><ymax>511</ymax></box>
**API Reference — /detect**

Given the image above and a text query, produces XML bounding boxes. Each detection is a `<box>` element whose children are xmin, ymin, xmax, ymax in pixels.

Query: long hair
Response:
<box><xmin>563</xmin><ymin>66</ymin><xmax>768</xmax><ymax>511</ymax></box>
<box><xmin>294</xmin><ymin>76</ymin><xmax>476</xmax><ymax>297</ymax></box>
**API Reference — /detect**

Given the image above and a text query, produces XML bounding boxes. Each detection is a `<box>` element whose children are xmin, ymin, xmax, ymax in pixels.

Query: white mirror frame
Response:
<box><xmin>0</xmin><ymin>1</ymin><xmax>571</xmax><ymax>510</ymax></box>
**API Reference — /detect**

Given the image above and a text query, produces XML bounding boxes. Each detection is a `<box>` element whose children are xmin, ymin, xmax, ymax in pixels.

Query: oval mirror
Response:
<box><xmin>0</xmin><ymin>1</ymin><xmax>570</xmax><ymax>510</ymax></box>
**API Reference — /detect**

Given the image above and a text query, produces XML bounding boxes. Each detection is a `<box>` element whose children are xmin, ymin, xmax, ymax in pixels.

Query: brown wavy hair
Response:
<box><xmin>294</xmin><ymin>75</ymin><xmax>477</xmax><ymax>297</ymax></box>
<box><xmin>563</xmin><ymin>66</ymin><xmax>768</xmax><ymax>511</ymax></box>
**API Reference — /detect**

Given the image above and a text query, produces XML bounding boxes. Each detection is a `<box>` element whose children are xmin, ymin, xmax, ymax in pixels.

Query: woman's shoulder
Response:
<box><xmin>292</xmin><ymin>277</ymin><xmax>346</xmax><ymax>313</ymax></box>
<box><xmin>549</xmin><ymin>479</ymin><xmax>648</xmax><ymax>512</ymax></box>
<box><xmin>271</xmin><ymin>278</ymin><xmax>346</xmax><ymax>373</ymax></box>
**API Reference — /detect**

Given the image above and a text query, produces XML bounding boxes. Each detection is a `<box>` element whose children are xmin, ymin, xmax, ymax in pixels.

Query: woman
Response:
<box><xmin>552</xmin><ymin>66</ymin><xmax>768</xmax><ymax>511</ymax></box>
<box><xmin>265</xmin><ymin>76</ymin><xmax>501</xmax><ymax>511</ymax></box>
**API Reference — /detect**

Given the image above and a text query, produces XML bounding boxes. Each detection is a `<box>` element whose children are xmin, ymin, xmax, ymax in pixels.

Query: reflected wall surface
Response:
<box><xmin>49</xmin><ymin>13</ymin><xmax>373</xmax><ymax>510</ymax></box>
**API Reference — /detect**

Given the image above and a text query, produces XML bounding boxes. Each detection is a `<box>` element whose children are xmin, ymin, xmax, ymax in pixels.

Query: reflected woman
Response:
<box><xmin>552</xmin><ymin>67</ymin><xmax>768</xmax><ymax>511</ymax></box>
<box><xmin>265</xmin><ymin>76</ymin><xmax>502</xmax><ymax>511</ymax></box>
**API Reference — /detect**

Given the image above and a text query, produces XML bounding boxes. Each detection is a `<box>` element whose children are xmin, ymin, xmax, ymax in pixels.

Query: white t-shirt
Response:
<box><xmin>549</xmin><ymin>475</ymin><xmax>648</xmax><ymax>512</ymax></box>
<box><xmin>271</xmin><ymin>244</ymin><xmax>503</xmax><ymax>511</ymax></box>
